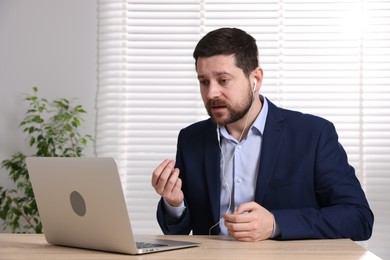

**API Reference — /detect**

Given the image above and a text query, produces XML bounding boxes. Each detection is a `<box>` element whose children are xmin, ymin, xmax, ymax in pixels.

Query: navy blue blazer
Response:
<box><xmin>157</xmin><ymin>97</ymin><xmax>374</xmax><ymax>241</ymax></box>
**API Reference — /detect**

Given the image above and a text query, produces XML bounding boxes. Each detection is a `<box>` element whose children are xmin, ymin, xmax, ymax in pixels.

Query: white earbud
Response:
<box><xmin>252</xmin><ymin>79</ymin><xmax>257</xmax><ymax>93</ymax></box>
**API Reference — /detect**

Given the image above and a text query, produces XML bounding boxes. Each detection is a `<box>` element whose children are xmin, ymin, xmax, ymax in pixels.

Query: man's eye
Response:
<box><xmin>219</xmin><ymin>79</ymin><xmax>229</xmax><ymax>85</ymax></box>
<box><xmin>200</xmin><ymin>80</ymin><xmax>209</xmax><ymax>86</ymax></box>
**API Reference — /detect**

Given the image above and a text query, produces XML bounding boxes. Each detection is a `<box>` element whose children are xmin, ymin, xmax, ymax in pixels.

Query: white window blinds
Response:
<box><xmin>97</xmin><ymin>0</ymin><xmax>390</xmax><ymax>258</ymax></box>
<box><xmin>97</xmin><ymin>0</ymin><xmax>204</xmax><ymax>235</ymax></box>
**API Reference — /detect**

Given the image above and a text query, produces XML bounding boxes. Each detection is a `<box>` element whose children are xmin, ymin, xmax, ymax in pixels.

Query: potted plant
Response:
<box><xmin>0</xmin><ymin>87</ymin><xmax>94</xmax><ymax>233</ymax></box>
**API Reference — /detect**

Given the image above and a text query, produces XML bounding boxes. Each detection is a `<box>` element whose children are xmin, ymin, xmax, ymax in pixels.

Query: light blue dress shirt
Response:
<box><xmin>217</xmin><ymin>97</ymin><xmax>268</xmax><ymax>235</ymax></box>
<box><xmin>164</xmin><ymin>97</ymin><xmax>278</xmax><ymax>237</ymax></box>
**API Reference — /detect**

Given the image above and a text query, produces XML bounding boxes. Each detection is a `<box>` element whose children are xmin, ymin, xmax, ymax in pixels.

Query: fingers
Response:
<box><xmin>161</xmin><ymin>168</ymin><xmax>180</xmax><ymax>197</ymax></box>
<box><xmin>151</xmin><ymin>159</ymin><xmax>173</xmax><ymax>188</ymax></box>
<box><xmin>233</xmin><ymin>201</ymin><xmax>258</xmax><ymax>214</ymax></box>
<box><xmin>223</xmin><ymin>202</ymin><xmax>274</xmax><ymax>241</ymax></box>
<box><xmin>223</xmin><ymin>211</ymin><xmax>254</xmax><ymax>234</ymax></box>
<box><xmin>151</xmin><ymin>159</ymin><xmax>183</xmax><ymax>207</ymax></box>
<box><xmin>224</xmin><ymin>216</ymin><xmax>258</xmax><ymax>241</ymax></box>
<box><xmin>223</xmin><ymin>202</ymin><xmax>258</xmax><ymax>224</ymax></box>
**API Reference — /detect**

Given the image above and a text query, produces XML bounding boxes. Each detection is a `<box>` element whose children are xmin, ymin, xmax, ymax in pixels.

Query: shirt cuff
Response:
<box><xmin>163</xmin><ymin>199</ymin><xmax>186</xmax><ymax>219</ymax></box>
<box><xmin>271</xmin><ymin>219</ymin><xmax>281</xmax><ymax>238</ymax></box>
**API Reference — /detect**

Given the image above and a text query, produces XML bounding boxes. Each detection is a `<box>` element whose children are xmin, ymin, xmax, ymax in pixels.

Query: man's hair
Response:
<box><xmin>193</xmin><ymin>27</ymin><xmax>259</xmax><ymax>78</ymax></box>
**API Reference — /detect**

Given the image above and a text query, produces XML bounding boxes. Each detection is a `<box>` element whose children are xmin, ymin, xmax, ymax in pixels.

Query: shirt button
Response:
<box><xmin>236</xmin><ymin>145</ymin><xmax>241</xmax><ymax>150</ymax></box>
<box><xmin>236</xmin><ymin>178</ymin><xmax>241</xmax><ymax>184</ymax></box>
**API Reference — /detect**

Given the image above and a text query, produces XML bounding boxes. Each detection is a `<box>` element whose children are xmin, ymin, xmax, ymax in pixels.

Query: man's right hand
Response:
<box><xmin>151</xmin><ymin>159</ymin><xmax>184</xmax><ymax>207</ymax></box>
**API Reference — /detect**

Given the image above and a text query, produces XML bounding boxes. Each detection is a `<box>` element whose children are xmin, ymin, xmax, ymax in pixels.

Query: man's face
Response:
<box><xmin>196</xmin><ymin>54</ymin><xmax>253</xmax><ymax>126</ymax></box>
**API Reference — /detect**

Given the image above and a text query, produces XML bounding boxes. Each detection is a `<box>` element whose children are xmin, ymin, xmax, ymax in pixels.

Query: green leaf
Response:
<box><xmin>0</xmin><ymin>86</ymin><xmax>94</xmax><ymax>233</ymax></box>
<box><xmin>31</xmin><ymin>115</ymin><xmax>44</xmax><ymax>124</ymax></box>
<box><xmin>29</xmin><ymin>137</ymin><xmax>36</xmax><ymax>146</ymax></box>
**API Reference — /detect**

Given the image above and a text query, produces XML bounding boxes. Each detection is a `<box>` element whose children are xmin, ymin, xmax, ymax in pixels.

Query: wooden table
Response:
<box><xmin>0</xmin><ymin>234</ymin><xmax>381</xmax><ymax>260</ymax></box>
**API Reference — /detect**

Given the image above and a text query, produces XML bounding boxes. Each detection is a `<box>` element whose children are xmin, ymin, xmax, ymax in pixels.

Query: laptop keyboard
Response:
<box><xmin>136</xmin><ymin>241</ymin><xmax>168</xmax><ymax>249</ymax></box>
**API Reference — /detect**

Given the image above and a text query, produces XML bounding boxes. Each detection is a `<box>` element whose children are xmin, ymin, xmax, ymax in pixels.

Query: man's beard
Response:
<box><xmin>206</xmin><ymin>87</ymin><xmax>253</xmax><ymax>126</ymax></box>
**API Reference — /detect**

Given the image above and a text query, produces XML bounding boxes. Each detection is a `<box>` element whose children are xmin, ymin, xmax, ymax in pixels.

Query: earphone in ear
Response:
<box><xmin>252</xmin><ymin>79</ymin><xmax>257</xmax><ymax>93</ymax></box>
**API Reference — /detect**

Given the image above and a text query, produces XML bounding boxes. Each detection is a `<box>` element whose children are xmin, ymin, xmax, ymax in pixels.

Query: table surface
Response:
<box><xmin>0</xmin><ymin>234</ymin><xmax>382</xmax><ymax>260</ymax></box>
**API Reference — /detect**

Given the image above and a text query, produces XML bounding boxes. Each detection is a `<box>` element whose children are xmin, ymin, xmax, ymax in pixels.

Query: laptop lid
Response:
<box><xmin>26</xmin><ymin>157</ymin><xmax>198</xmax><ymax>254</ymax></box>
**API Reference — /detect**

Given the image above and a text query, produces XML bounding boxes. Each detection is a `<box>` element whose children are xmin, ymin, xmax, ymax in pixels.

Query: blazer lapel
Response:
<box><xmin>255</xmin><ymin>99</ymin><xmax>285</xmax><ymax>204</ymax></box>
<box><xmin>203</xmin><ymin>124</ymin><xmax>221</xmax><ymax>231</ymax></box>
<box><xmin>201</xmin><ymin>101</ymin><xmax>285</xmax><ymax>229</ymax></box>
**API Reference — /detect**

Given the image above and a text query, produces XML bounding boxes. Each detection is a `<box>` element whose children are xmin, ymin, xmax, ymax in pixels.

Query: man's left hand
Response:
<box><xmin>223</xmin><ymin>202</ymin><xmax>275</xmax><ymax>241</ymax></box>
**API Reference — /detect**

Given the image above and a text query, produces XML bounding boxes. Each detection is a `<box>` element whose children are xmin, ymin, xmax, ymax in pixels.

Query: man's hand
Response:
<box><xmin>151</xmin><ymin>159</ymin><xmax>184</xmax><ymax>207</ymax></box>
<box><xmin>223</xmin><ymin>202</ymin><xmax>274</xmax><ymax>241</ymax></box>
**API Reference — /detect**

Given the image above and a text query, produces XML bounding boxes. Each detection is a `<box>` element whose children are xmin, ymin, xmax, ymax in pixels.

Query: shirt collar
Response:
<box><xmin>220</xmin><ymin>95</ymin><xmax>268</xmax><ymax>142</ymax></box>
<box><xmin>254</xmin><ymin>95</ymin><xmax>268</xmax><ymax>136</ymax></box>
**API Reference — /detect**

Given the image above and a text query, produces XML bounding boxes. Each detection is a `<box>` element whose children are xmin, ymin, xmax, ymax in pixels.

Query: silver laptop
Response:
<box><xmin>26</xmin><ymin>157</ymin><xmax>199</xmax><ymax>254</ymax></box>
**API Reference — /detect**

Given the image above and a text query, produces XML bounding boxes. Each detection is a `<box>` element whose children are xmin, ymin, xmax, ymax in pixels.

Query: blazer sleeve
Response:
<box><xmin>271</xmin><ymin>121</ymin><xmax>374</xmax><ymax>241</ymax></box>
<box><xmin>156</xmin><ymin>131</ymin><xmax>193</xmax><ymax>235</ymax></box>
<box><xmin>156</xmin><ymin>198</ymin><xmax>192</xmax><ymax>235</ymax></box>
<box><xmin>156</xmin><ymin>120</ymin><xmax>219</xmax><ymax>235</ymax></box>
<box><xmin>156</xmin><ymin>126</ymin><xmax>197</xmax><ymax>235</ymax></box>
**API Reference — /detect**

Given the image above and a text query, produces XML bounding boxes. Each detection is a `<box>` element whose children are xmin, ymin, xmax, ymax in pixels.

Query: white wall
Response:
<box><xmin>0</xmin><ymin>0</ymin><xmax>97</xmax><ymax>230</ymax></box>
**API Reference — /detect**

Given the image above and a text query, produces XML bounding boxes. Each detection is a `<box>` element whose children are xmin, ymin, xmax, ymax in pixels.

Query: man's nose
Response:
<box><xmin>207</xmin><ymin>81</ymin><xmax>222</xmax><ymax>99</ymax></box>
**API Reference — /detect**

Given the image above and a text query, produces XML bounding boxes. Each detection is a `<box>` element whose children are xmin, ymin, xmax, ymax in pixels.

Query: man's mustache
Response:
<box><xmin>207</xmin><ymin>99</ymin><xmax>227</xmax><ymax>107</ymax></box>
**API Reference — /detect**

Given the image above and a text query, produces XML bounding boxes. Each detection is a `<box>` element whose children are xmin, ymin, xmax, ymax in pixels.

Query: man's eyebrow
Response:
<box><xmin>197</xmin><ymin>71</ymin><xmax>232</xmax><ymax>79</ymax></box>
